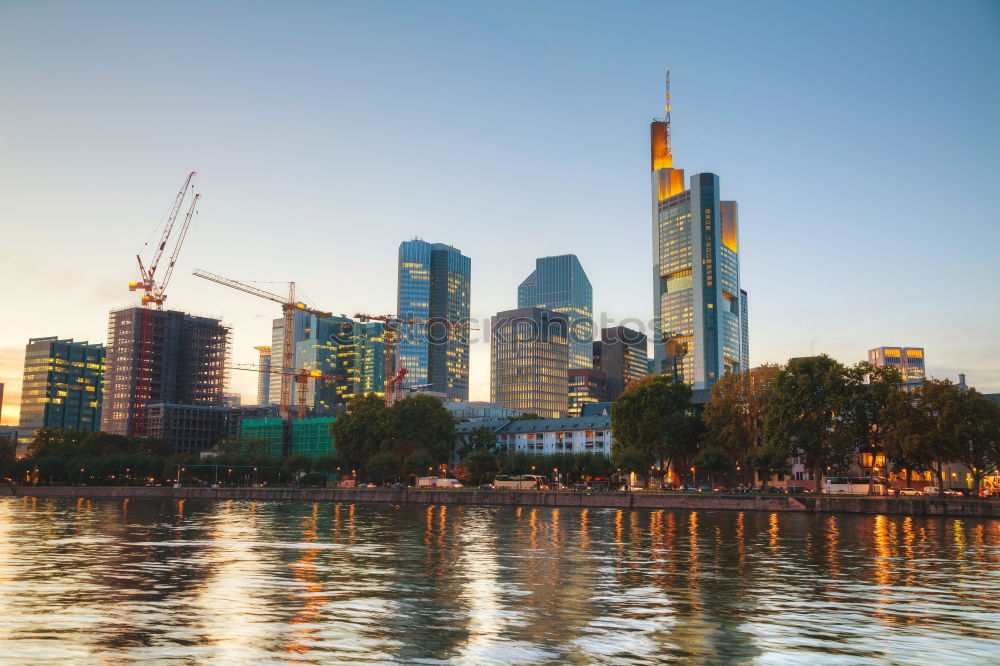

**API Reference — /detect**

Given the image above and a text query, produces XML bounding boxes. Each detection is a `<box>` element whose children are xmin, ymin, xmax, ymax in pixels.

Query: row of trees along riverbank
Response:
<box><xmin>612</xmin><ymin>356</ymin><xmax>1000</xmax><ymax>494</ymax></box>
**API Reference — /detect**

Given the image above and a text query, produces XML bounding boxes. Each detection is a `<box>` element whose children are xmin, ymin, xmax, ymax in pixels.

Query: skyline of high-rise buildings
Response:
<box><xmin>397</xmin><ymin>239</ymin><xmax>472</xmax><ymax>402</ymax></box>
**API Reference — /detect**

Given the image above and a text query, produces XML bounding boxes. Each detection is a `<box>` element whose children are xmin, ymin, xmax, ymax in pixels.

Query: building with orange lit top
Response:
<box><xmin>651</xmin><ymin>72</ymin><xmax>749</xmax><ymax>389</ymax></box>
<box><xmin>868</xmin><ymin>346</ymin><xmax>925</xmax><ymax>388</ymax></box>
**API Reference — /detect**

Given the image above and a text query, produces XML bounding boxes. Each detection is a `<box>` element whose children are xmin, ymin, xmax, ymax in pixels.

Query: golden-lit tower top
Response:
<box><xmin>651</xmin><ymin>69</ymin><xmax>684</xmax><ymax>199</ymax></box>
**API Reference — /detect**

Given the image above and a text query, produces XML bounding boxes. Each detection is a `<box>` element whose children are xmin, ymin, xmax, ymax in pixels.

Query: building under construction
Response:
<box><xmin>101</xmin><ymin>307</ymin><xmax>230</xmax><ymax>445</ymax></box>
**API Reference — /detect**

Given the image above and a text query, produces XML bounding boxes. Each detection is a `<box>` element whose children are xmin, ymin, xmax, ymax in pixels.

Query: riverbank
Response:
<box><xmin>4</xmin><ymin>485</ymin><xmax>998</xmax><ymax>518</ymax></box>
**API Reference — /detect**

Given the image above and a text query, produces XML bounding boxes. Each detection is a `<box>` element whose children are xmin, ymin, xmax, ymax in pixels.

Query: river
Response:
<box><xmin>0</xmin><ymin>497</ymin><xmax>997</xmax><ymax>664</ymax></box>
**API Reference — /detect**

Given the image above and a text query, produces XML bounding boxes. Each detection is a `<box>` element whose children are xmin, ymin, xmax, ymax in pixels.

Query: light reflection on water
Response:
<box><xmin>0</xmin><ymin>498</ymin><xmax>998</xmax><ymax>664</ymax></box>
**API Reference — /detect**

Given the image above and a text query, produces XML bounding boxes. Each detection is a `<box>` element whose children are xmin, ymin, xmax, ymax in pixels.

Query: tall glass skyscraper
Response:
<box><xmin>651</xmin><ymin>73</ymin><xmax>749</xmax><ymax>389</ymax></box>
<box><xmin>397</xmin><ymin>239</ymin><xmax>471</xmax><ymax>401</ymax></box>
<box><xmin>517</xmin><ymin>254</ymin><xmax>593</xmax><ymax>370</ymax></box>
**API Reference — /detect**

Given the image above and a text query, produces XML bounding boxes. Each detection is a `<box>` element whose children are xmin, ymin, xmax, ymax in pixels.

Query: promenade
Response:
<box><xmin>4</xmin><ymin>484</ymin><xmax>998</xmax><ymax>518</ymax></box>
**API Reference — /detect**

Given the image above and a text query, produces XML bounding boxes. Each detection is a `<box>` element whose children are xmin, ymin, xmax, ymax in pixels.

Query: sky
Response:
<box><xmin>1</xmin><ymin>0</ymin><xmax>998</xmax><ymax>425</ymax></box>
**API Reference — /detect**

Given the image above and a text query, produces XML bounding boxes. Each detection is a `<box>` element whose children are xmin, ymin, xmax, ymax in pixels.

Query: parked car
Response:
<box><xmin>785</xmin><ymin>486</ymin><xmax>813</xmax><ymax>494</ymax></box>
<box><xmin>696</xmin><ymin>485</ymin><xmax>713</xmax><ymax>493</ymax></box>
<box><xmin>479</xmin><ymin>483</ymin><xmax>493</xmax><ymax>490</ymax></box>
<box><xmin>898</xmin><ymin>488</ymin><xmax>923</xmax><ymax>496</ymax></box>
<box><xmin>942</xmin><ymin>488</ymin><xmax>963</xmax><ymax>497</ymax></box>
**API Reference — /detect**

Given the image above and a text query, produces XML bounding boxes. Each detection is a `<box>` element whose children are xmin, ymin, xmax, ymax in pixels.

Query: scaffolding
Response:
<box><xmin>102</xmin><ymin>306</ymin><xmax>231</xmax><ymax>440</ymax></box>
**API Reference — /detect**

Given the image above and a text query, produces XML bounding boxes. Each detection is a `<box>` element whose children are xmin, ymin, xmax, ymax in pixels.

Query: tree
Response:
<box><xmin>838</xmin><ymin>363</ymin><xmax>903</xmax><ymax>489</ymax></box>
<box><xmin>746</xmin><ymin>442</ymin><xmax>791</xmax><ymax>492</ymax></box>
<box><xmin>461</xmin><ymin>449</ymin><xmax>499</xmax><ymax>485</ymax></box>
<box><xmin>366</xmin><ymin>452</ymin><xmax>402</xmax><ymax>484</ymax></box>
<box><xmin>956</xmin><ymin>389</ymin><xmax>1000</xmax><ymax>495</ymax></box>
<box><xmin>693</xmin><ymin>446</ymin><xmax>733</xmax><ymax>487</ymax></box>
<box><xmin>403</xmin><ymin>450</ymin><xmax>437</xmax><ymax>480</ymax></box>
<box><xmin>458</xmin><ymin>426</ymin><xmax>499</xmax><ymax>457</ymax></box>
<box><xmin>283</xmin><ymin>454</ymin><xmax>313</xmax><ymax>482</ymax></box>
<box><xmin>612</xmin><ymin>448</ymin><xmax>648</xmax><ymax>475</ymax></box>
<box><xmin>611</xmin><ymin>375</ymin><xmax>695</xmax><ymax>471</ymax></box>
<box><xmin>330</xmin><ymin>394</ymin><xmax>391</xmax><ymax>469</ymax></box>
<box><xmin>501</xmin><ymin>451</ymin><xmax>533</xmax><ymax>476</ymax></box>
<box><xmin>388</xmin><ymin>395</ymin><xmax>457</xmax><ymax>463</ymax></box>
<box><xmin>765</xmin><ymin>355</ymin><xmax>852</xmax><ymax>490</ymax></box>
<box><xmin>701</xmin><ymin>364</ymin><xmax>781</xmax><ymax>484</ymax></box>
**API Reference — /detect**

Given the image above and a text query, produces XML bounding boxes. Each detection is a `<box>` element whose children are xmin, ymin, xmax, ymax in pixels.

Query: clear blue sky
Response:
<box><xmin>1</xmin><ymin>0</ymin><xmax>998</xmax><ymax>423</ymax></box>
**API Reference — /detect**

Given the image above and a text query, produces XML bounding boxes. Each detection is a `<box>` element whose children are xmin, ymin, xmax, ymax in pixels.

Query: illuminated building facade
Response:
<box><xmin>517</xmin><ymin>254</ymin><xmax>593</xmax><ymax>370</ymax></box>
<box><xmin>286</xmin><ymin>316</ymin><xmax>387</xmax><ymax>414</ymax></box>
<box><xmin>568</xmin><ymin>368</ymin><xmax>606</xmax><ymax>417</ymax></box>
<box><xmin>254</xmin><ymin>345</ymin><xmax>271</xmax><ymax>405</ymax></box>
<box><xmin>490</xmin><ymin>307</ymin><xmax>569</xmax><ymax>418</ymax></box>
<box><xmin>868</xmin><ymin>346</ymin><xmax>925</xmax><ymax>387</ymax></box>
<box><xmin>651</xmin><ymin>73</ymin><xmax>749</xmax><ymax>389</ymax></box>
<box><xmin>593</xmin><ymin>326</ymin><xmax>648</xmax><ymax>401</ymax></box>
<box><xmin>397</xmin><ymin>239</ymin><xmax>471</xmax><ymax>401</ymax></box>
<box><xmin>17</xmin><ymin>337</ymin><xmax>105</xmax><ymax>444</ymax></box>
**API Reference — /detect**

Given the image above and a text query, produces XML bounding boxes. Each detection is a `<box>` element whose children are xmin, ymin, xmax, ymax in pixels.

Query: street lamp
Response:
<box><xmin>79</xmin><ymin>467</ymin><xmax>85</xmax><ymax>485</ymax></box>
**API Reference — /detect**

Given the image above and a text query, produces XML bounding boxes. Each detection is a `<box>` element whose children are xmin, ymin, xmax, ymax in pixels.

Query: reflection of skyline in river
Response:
<box><xmin>0</xmin><ymin>498</ymin><xmax>997</xmax><ymax>664</ymax></box>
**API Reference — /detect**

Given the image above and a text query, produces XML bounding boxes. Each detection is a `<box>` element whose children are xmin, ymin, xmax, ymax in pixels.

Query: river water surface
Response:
<box><xmin>0</xmin><ymin>497</ymin><xmax>997</xmax><ymax>664</ymax></box>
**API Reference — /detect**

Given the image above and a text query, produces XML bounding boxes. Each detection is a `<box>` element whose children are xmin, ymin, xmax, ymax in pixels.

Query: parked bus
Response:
<box><xmin>823</xmin><ymin>476</ymin><xmax>889</xmax><ymax>495</ymax></box>
<box><xmin>493</xmin><ymin>474</ymin><xmax>547</xmax><ymax>490</ymax></box>
<box><xmin>416</xmin><ymin>477</ymin><xmax>463</xmax><ymax>488</ymax></box>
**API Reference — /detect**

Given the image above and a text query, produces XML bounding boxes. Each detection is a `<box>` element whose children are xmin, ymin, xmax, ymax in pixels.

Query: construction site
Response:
<box><xmin>108</xmin><ymin>171</ymin><xmax>438</xmax><ymax>458</ymax></box>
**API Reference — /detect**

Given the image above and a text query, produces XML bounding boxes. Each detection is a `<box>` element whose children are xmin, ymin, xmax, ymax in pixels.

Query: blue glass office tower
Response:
<box><xmin>651</xmin><ymin>74</ymin><xmax>749</xmax><ymax>389</ymax></box>
<box><xmin>397</xmin><ymin>239</ymin><xmax>471</xmax><ymax>401</ymax></box>
<box><xmin>18</xmin><ymin>337</ymin><xmax>104</xmax><ymax>438</ymax></box>
<box><xmin>517</xmin><ymin>255</ymin><xmax>593</xmax><ymax>370</ymax></box>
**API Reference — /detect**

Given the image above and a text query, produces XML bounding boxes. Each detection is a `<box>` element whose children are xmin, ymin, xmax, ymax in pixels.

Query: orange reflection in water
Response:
<box><xmin>284</xmin><ymin>503</ymin><xmax>328</xmax><ymax>657</ymax></box>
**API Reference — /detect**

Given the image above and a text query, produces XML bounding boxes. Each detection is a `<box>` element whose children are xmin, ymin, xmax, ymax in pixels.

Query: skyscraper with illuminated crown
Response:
<box><xmin>651</xmin><ymin>71</ymin><xmax>749</xmax><ymax>389</ymax></box>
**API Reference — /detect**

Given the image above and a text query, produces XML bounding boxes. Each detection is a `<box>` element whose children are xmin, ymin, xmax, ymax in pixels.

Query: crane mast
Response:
<box><xmin>194</xmin><ymin>268</ymin><xmax>332</xmax><ymax>419</ymax></box>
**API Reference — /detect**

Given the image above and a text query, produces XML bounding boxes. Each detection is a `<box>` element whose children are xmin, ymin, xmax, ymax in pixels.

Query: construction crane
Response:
<box><xmin>351</xmin><ymin>314</ymin><xmax>477</xmax><ymax>405</ymax></box>
<box><xmin>229</xmin><ymin>364</ymin><xmax>341</xmax><ymax>421</ymax></box>
<box><xmin>193</xmin><ymin>269</ymin><xmax>332</xmax><ymax>419</ymax></box>
<box><xmin>351</xmin><ymin>314</ymin><xmax>424</xmax><ymax>405</ymax></box>
<box><xmin>126</xmin><ymin>171</ymin><xmax>200</xmax><ymax>436</ymax></box>
<box><xmin>130</xmin><ymin>171</ymin><xmax>200</xmax><ymax>309</ymax></box>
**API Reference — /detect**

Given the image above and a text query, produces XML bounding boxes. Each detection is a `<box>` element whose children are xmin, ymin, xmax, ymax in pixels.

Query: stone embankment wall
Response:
<box><xmin>5</xmin><ymin>485</ymin><xmax>999</xmax><ymax>518</ymax></box>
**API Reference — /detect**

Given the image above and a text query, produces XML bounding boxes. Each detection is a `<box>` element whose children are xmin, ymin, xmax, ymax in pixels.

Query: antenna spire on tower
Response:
<box><xmin>664</xmin><ymin>69</ymin><xmax>672</xmax><ymax>157</ymax></box>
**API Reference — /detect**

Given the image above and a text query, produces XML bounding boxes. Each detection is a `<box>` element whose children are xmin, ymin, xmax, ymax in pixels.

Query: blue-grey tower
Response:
<box><xmin>517</xmin><ymin>254</ymin><xmax>593</xmax><ymax>370</ymax></box>
<box><xmin>651</xmin><ymin>72</ymin><xmax>749</xmax><ymax>389</ymax></box>
<box><xmin>397</xmin><ymin>239</ymin><xmax>471</xmax><ymax>401</ymax></box>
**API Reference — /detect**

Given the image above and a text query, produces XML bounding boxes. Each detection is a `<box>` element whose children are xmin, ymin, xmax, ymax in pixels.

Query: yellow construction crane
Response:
<box><xmin>193</xmin><ymin>268</ymin><xmax>332</xmax><ymax>419</ymax></box>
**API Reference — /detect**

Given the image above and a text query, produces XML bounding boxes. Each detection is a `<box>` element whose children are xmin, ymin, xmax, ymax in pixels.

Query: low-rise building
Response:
<box><xmin>454</xmin><ymin>415</ymin><xmax>613</xmax><ymax>460</ymax></box>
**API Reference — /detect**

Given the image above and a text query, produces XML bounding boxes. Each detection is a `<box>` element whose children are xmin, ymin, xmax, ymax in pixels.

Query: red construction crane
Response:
<box><xmin>351</xmin><ymin>313</ymin><xmax>425</xmax><ymax>405</ymax></box>
<box><xmin>126</xmin><ymin>171</ymin><xmax>200</xmax><ymax>436</ymax></box>
<box><xmin>193</xmin><ymin>269</ymin><xmax>332</xmax><ymax>419</ymax></box>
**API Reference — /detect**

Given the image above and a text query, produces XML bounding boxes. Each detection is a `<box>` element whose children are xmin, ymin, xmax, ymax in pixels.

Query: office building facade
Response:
<box><xmin>254</xmin><ymin>345</ymin><xmax>271</xmax><ymax>405</ymax></box>
<box><xmin>18</xmin><ymin>337</ymin><xmax>105</xmax><ymax>442</ymax></box>
<box><xmin>490</xmin><ymin>307</ymin><xmax>569</xmax><ymax>418</ymax></box>
<box><xmin>868</xmin><ymin>347</ymin><xmax>926</xmax><ymax>387</ymax></box>
<box><xmin>517</xmin><ymin>254</ymin><xmax>593</xmax><ymax>370</ymax></box>
<box><xmin>295</xmin><ymin>317</ymin><xmax>387</xmax><ymax>413</ymax></box>
<box><xmin>397</xmin><ymin>239</ymin><xmax>471</xmax><ymax>401</ymax></box>
<box><xmin>593</xmin><ymin>326</ymin><xmax>648</xmax><ymax>401</ymax></box>
<box><xmin>568</xmin><ymin>368</ymin><xmax>607</xmax><ymax>417</ymax></box>
<box><xmin>102</xmin><ymin>307</ymin><xmax>229</xmax><ymax>437</ymax></box>
<box><xmin>651</xmin><ymin>74</ymin><xmax>749</xmax><ymax>389</ymax></box>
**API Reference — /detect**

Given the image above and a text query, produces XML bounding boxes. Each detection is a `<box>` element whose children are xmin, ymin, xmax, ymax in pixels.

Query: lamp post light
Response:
<box><xmin>228</xmin><ymin>468</ymin><xmax>233</xmax><ymax>486</ymax></box>
<box><xmin>79</xmin><ymin>467</ymin><xmax>85</xmax><ymax>485</ymax></box>
<box><xmin>553</xmin><ymin>467</ymin><xmax>559</xmax><ymax>488</ymax></box>
<box><xmin>253</xmin><ymin>467</ymin><xmax>258</xmax><ymax>487</ymax></box>
<box><xmin>690</xmin><ymin>466</ymin><xmax>696</xmax><ymax>488</ymax></box>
